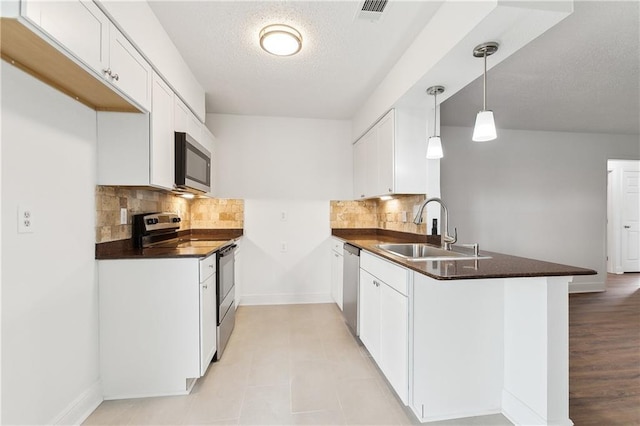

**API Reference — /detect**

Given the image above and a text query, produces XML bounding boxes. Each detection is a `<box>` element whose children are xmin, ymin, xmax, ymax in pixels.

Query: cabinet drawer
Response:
<box><xmin>199</xmin><ymin>254</ymin><xmax>216</xmax><ymax>282</ymax></box>
<box><xmin>361</xmin><ymin>251</ymin><xmax>408</xmax><ymax>296</ymax></box>
<box><xmin>331</xmin><ymin>237</ymin><xmax>344</xmax><ymax>254</ymax></box>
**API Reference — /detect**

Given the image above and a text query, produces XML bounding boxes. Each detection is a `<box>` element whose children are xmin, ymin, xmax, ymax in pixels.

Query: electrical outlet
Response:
<box><xmin>400</xmin><ymin>211</ymin><xmax>408</xmax><ymax>222</ymax></box>
<box><xmin>280</xmin><ymin>242</ymin><xmax>288</xmax><ymax>252</ymax></box>
<box><xmin>120</xmin><ymin>208</ymin><xmax>127</xmax><ymax>225</ymax></box>
<box><xmin>18</xmin><ymin>205</ymin><xmax>34</xmax><ymax>233</ymax></box>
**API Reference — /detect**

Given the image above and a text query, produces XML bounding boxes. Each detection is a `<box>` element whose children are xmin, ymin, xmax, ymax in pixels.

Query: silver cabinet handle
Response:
<box><xmin>103</xmin><ymin>68</ymin><xmax>112</xmax><ymax>76</ymax></box>
<box><xmin>209</xmin><ymin>264</ymin><xmax>214</xmax><ymax>268</ymax></box>
<box><xmin>112</xmin><ymin>73</ymin><xmax>119</xmax><ymax>81</ymax></box>
<box><xmin>624</xmin><ymin>225</ymin><xmax>631</xmax><ymax>229</ymax></box>
<box><xmin>202</xmin><ymin>284</ymin><xmax>207</xmax><ymax>289</ymax></box>
<box><xmin>388</xmin><ymin>188</ymin><xmax>392</xmax><ymax>192</ymax></box>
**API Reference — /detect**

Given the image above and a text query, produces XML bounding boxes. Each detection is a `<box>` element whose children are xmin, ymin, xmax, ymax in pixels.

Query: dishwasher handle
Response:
<box><xmin>343</xmin><ymin>243</ymin><xmax>360</xmax><ymax>256</ymax></box>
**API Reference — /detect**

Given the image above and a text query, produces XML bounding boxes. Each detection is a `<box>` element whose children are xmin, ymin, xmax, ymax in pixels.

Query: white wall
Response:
<box><xmin>207</xmin><ymin>114</ymin><xmax>352</xmax><ymax>304</ymax></box>
<box><xmin>1</xmin><ymin>64</ymin><xmax>101</xmax><ymax>423</ymax></box>
<box><xmin>440</xmin><ymin>126</ymin><xmax>640</xmax><ymax>292</ymax></box>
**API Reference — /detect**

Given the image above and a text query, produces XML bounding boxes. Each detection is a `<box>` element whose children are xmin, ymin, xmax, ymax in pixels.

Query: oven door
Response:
<box><xmin>217</xmin><ymin>243</ymin><xmax>237</xmax><ymax>324</ymax></box>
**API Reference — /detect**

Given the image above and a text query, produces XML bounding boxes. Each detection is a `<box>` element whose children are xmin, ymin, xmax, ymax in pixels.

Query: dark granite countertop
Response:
<box><xmin>332</xmin><ymin>229</ymin><xmax>596</xmax><ymax>281</ymax></box>
<box><xmin>96</xmin><ymin>229</ymin><xmax>243</xmax><ymax>260</ymax></box>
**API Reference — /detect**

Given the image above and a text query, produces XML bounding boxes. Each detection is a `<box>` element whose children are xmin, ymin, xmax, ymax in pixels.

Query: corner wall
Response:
<box><xmin>207</xmin><ymin>114</ymin><xmax>352</xmax><ymax>305</ymax></box>
<box><xmin>1</xmin><ymin>64</ymin><xmax>101</xmax><ymax>423</ymax></box>
<box><xmin>440</xmin><ymin>126</ymin><xmax>640</xmax><ymax>292</ymax></box>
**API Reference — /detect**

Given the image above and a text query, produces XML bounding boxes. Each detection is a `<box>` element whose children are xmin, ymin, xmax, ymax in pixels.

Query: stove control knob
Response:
<box><xmin>146</xmin><ymin>218</ymin><xmax>159</xmax><ymax>225</ymax></box>
<box><xmin>172</xmin><ymin>217</ymin><xmax>181</xmax><ymax>223</ymax></box>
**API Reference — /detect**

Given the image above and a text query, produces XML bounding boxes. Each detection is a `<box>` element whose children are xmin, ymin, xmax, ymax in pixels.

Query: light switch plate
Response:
<box><xmin>18</xmin><ymin>205</ymin><xmax>34</xmax><ymax>233</ymax></box>
<box><xmin>120</xmin><ymin>208</ymin><xmax>127</xmax><ymax>225</ymax></box>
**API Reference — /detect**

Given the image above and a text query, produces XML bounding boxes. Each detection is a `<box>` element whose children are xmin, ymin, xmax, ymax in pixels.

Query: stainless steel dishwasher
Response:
<box><xmin>342</xmin><ymin>243</ymin><xmax>360</xmax><ymax>336</ymax></box>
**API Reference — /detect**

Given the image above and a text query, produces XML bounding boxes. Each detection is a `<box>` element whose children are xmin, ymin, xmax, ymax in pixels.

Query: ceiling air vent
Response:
<box><xmin>356</xmin><ymin>0</ymin><xmax>388</xmax><ymax>22</ymax></box>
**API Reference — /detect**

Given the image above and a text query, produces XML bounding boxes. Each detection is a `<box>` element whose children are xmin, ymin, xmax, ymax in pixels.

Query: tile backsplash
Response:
<box><xmin>330</xmin><ymin>194</ymin><xmax>428</xmax><ymax>235</ymax></box>
<box><xmin>96</xmin><ymin>186</ymin><xmax>243</xmax><ymax>243</ymax></box>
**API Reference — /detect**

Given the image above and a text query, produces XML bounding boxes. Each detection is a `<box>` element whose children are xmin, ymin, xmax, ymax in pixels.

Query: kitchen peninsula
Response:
<box><xmin>332</xmin><ymin>228</ymin><xmax>595</xmax><ymax>425</ymax></box>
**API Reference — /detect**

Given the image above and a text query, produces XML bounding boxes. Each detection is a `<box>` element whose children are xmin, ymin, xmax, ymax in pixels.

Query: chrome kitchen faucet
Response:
<box><xmin>414</xmin><ymin>197</ymin><xmax>458</xmax><ymax>250</ymax></box>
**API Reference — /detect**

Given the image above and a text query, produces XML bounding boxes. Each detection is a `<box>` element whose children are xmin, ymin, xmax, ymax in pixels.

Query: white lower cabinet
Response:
<box><xmin>359</xmin><ymin>269</ymin><xmax>381</xmax><ymax>357</ymax></box>
<box><xmin>98</xmin><ymin>255</ymin><xmax>217</xmax><ymax>399</ymax></box>
<box><xmin>359</xmin><ymin>251</ymin><xmax>409</xmax><ymax>404</ymax></box>
<box><xmin>331</xmin><ymin>238</ymin><xmax>344</xmax><ymax>310</ymax></box>
<box><xmin>199</xmin><ymin>254</ymin><xmax>217</xmax><ymax>376</ymax></box>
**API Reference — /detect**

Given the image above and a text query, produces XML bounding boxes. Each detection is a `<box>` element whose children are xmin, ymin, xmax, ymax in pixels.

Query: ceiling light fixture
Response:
<box><xmin>425</xmin><ymin>85</ymin><xmax>444</xmax><ymax>159</ymax></box>
<box><xmin>259</xmin><ymin>24</ymin><xmax>302</xmax><ymax>56</ymax></box>
<box><xmin>472</xmin><ymin>42</ymin><xmax>499</xmax><ymax>142</ymax></box>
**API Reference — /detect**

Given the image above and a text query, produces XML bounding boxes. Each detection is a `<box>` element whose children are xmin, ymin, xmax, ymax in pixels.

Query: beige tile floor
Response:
<box><xmin>84</xmin><ymin>303</ymin><xmax>511</xmax><ymax>426</ymax></box>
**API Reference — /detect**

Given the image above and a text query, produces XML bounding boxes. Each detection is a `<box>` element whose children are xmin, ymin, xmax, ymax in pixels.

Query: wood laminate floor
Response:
<box><xmin>569</xmin><ymin>273</ymin><xmax>640</xmax><ymax>425</ymax></box>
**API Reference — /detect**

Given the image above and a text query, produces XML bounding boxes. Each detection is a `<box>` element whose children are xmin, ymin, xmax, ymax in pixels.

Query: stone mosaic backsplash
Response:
<box><xmin>95</xmin><ymin>186</ymin><xmax>243</xmax><ymax>243</ymax></box>
<box><xmin>330</xmin><ymin>194</ymin><xmax>428</xmax><ymax>235</ymax></box>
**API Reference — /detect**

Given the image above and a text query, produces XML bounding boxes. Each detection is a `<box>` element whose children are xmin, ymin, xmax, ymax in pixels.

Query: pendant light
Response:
<box><xmin>425</xmin><ymin>85</ymin><xmax>444</xmax><ymax>159</ymax></box>
<box><xmin>472</xmin><ymin>42</ymin><xmax>499</xmax><ymax>142</ymax></box>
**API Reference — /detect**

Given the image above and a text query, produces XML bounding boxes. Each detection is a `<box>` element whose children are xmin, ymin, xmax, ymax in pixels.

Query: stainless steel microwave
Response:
<box><xmin>175</xmin><ymin>132</ymin><xmax>211</xmax><ymax>194</ymax></box>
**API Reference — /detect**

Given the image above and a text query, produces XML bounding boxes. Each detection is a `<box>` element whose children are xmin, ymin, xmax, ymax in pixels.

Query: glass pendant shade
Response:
<box><xmin>426</xmin><ymin>136</ymin><xmax>443</xmax><ymax>159</ymax></box>
<box><xmin>472</xmin><ymin>110</ymin><xmax>497</xmax><ymax>142</ymax></box>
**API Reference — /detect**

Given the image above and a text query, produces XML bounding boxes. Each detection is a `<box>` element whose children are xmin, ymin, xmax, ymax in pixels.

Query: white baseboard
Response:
<box><xmin>569</xmin><ymin>280</ymin><xmax>605</xmax><ymax>293</ymax></box>
<box><xmin>239</xmin><ymin>293</ymin><xmax>333</xmax><ymax>306</ymax></box>
<box><xmin>502</xmin><ymin>389</ymin><xmax>573</xmax><ymax>426</ymax></box>
<box><xmin>52</xmin><ymin>380</ymin><xmax>103</xmax><ymax>425</ymax></box>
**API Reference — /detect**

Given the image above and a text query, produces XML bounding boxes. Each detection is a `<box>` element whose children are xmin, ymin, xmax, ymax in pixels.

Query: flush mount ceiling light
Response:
<box><xmin>472</xmin><ymin>42</ymin><xmax>499</xmax><ymax>142</ymax></box>
<box><xmin>259</xmin><ymin>24</ymin><xmax>302</xmax><ymax>56</ymax></box>
<box><xmin>425</xmin><ymin>85</ymin><xmax>444</xmax><ymax>159</ymax></box>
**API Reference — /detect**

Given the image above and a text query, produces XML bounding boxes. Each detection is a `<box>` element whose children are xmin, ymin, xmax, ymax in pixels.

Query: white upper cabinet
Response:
<box><xmin>353</xmin><ymin>109</ymin><xmax>427</xmax><ymax>199</ymax></box>
<box><xmin>96</xmin><ymin>72</ymin><xmax>176</xmax><ymax>191</ymax></box>
<box><xmin>108</xmin><ymin>25</ymin><xmax>152</xmax><ymax>111</ymax></box>
<box><xmin>20</xmin><ymin>0</ymin><xmax>151</xmax><ymax>111</ymax></box>
<box><xmin>22</xmin><ymin>0</ymin><xmax>109</xmax><ymax>74</ymax></box>
<box><xmin>150</xmin><ymin>72</ymin><xmax>175</xmax><ymax>190</ymax></box>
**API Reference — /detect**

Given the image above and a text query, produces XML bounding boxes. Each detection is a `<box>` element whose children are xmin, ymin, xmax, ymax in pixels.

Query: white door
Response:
<box><xmin>150</xmin><ymin>72</ymin><xmax>175</xmax><ymax>190</ymax></box>
<box><xmin>353</xmin><ymin>137</ymin><xmax>368</xmax><ymax>199</ymax></box>
<box><xmin>23</xmin><ymin>0</ymin><xmax>109</xmax><ymax>75</ymax></box>
<box><xmin>621</xmin><ymin>170</ymin><xmax>640</xmax><ymax>272</ymax></box>
<box><xmin>377</xmin><ymin>111</ymin><xmax>395</xmax><ymax>195</ymax></box>
<box><xmin>108</xmin><ymin>25</ymin><xmax>152</xmax><ymax>111</ymax></box>
<box><xmin>358</xmin><ymin>269</ymin><xmax>380</xmax><ymax>360</ymax></box>
<box><xmin>200</xmin><ymin>274</ymin><xmax>217</xmax><ymax>375</ymax></box>
<box><xmin>379</xmin><ymin>282</ymin><xmax>408</xmax><ymax>404</ymax></box>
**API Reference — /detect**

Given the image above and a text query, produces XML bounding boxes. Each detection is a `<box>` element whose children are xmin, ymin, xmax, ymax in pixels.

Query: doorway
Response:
<box><xmin>607</xmin><ymin>159</ymin><xmax>640</xmax><ymax>274</ymax></box>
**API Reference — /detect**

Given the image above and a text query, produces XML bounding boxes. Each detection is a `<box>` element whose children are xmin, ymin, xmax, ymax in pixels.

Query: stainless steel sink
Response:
<box><xmin>376</xmin><ymin>243</ymin><xmax>491</xmax><ymax>261</ymax></box>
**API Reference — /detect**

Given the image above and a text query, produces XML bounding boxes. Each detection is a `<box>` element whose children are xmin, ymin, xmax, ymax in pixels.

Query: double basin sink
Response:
<box><xmin>376</xmin><ymin>243</ymin><xmax>491</xmax><ymax>262</ymax></box>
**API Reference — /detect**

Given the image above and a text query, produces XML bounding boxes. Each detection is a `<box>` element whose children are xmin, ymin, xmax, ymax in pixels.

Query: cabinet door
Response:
<box><xmin>331</xmin><ymin>251</ymin><xmax>344</xmax><ymax>310</ymax></box>
<box><xmin>353</xmin><ymin>138</ymin><xmax>367</xmax><ymax>199</ymax></box>
<box><xmin>22</xmin><ymin>0</ymin><xmax>109</xmax><ymax>74</ymax></box>
<box><xmin>174</xmin><ymin>97</ymin><xmax>189</xmax><ymax>132</ymax></box>
<box><xmin>364</xmin><ymin>130</ymin><xmax>379</xmax><ymax>197</ymax></box>
<box><xmin>108</xmin><ymin>25</ymin><xmax>152</xmax><ymax>111</ymax></box>
<box><xmin>200</xmin><ymin>274</ymin><xmax>217</xmax><ymax>376</ymax></box>
<box><xmin>377</xmin><ymin>111</ymin><xmax>395</xmax><ymax>195</ymax></box>
<box><xmin>359</xmin><ymin>269</ymin><xmax>380</xmax><ymax>359</ymax></box>
<box><xmin>150</xmin><ymin>73</ymin><xmax>175</xmax><ymax>190</ymax></box>
<box><xmin>379</xmin><ymin>282</ymin><xmax>408</xmax><ymax>404</ymax></box>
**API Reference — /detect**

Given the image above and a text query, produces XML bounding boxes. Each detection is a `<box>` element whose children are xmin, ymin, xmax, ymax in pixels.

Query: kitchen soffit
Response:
<box><xmin>148</xmin><ymin>0</ymin><xmax>443</xmax><ymax>120</ymax></box>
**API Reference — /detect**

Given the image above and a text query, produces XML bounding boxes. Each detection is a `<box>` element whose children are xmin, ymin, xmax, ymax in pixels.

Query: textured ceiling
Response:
<box><xmin>441</xmin><ymin>1</ymin><xmax>640</xmax><ymax>135</ymax></box>
<box><xmin>149</xmin><ymin>0</ymin><xmax>442</xmax><ymax>119</ymax></box>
